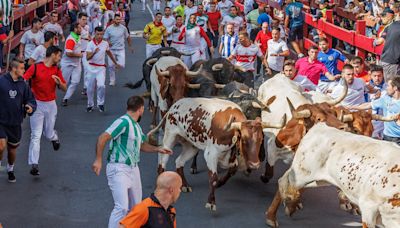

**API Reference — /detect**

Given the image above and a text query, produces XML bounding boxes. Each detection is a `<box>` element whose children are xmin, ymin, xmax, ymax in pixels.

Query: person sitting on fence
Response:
<box><xmin>373</xmin><ymin>7</ymin><xmax>395</xmax><ymax>47</ymax></box>
<box><xmin>0</xmin><ymin>8</ymin><xmax>13</xmax><ymax>73</ymax></box>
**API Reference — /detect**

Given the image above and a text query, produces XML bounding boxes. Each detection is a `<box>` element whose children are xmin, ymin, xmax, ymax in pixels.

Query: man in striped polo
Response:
<box><xmin>92</xmin><ymin>96</ymin><xmax>172</xmax><ymax>228</ymax></box>
<box><xmin>219</xmin><ymin>23</ymin><xmax>238</xmax><ymax>58</ymax></box>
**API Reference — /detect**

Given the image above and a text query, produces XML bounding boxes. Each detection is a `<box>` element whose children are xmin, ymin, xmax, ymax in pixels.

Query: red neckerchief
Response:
<box><xmin>176</xmin><ymin>23</ymin><xmax>183</xmax><ymax>28</ymax></box>
<box><xmin>154</xmin><ymin>21</ymin><xmax>163</xmax><ymax>27</ymax></box>
<box><xmin>93</xmin><ymin>38</ymin><xmax>102</xmax><ymax>46</ymax></box>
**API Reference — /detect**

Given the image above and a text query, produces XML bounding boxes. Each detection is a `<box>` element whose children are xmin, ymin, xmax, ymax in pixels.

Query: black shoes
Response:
<box><xmin>86</xmin><ymin>106</ymin><xmax>94</xmax><ymax>112</ymax></box>
<box><xmin>81</xmin><ymin>89</ymin><xmax>87</xmax><ymax>96</ymax></box>
<box><xmin>62</xmin><ymin>99</ymin><xmax>68</xmax><ymax>106</ymax></box>
<box><xmin>30</xmin><ymin>164</ymin><xmax>40</xmax><ymax>176</ymax></box>
<box><xmin>52</xmin><ymin>139</ymin><xmax>60</xmax><ymax>151</ymax></box>
<box><xmin>98</xmin><ymin>105</ymin><xmax>105</xmax><ymax>112</ymax></box>
<box><xmin>8</xmin><ymin>171</ymin><xmax>16</xmax><ymax>182</ymax></box>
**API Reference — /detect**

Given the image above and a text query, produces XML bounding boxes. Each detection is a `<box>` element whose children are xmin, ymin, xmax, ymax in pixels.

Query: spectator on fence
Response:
<box><xmin>28</xmin><ymin>31</ymin><xmax>56</xmax><ymax>66</ymax></box>
<box><xmin>317</xmin><ymin>38</ymin><xmax>348</xmax><ymax>93</ymax></box>
<box><xmin>351</xmin><ymin>56</ymin><xmax>370</xmax><ymax>83</ymax></box>
<box><xmin>379</xmin><ymin>19</ymin><xmax>400</xmax><ymax>81</ymax></box>
<box><xmin>374</xmin><ymin>7</ymin><xmax>395</xmax><ymax>46</ymax></box>
<box><xmin>0</xmin><ymin>8</ymin><xmax>13</xmax><ymax>72</ymax></box>
<box><xmin>295</xmin><ymin>46</ymin><xmax>337</xmax><ymax>88</ymax></box>
<box><xmin>391</xmin><ymin>2</ymin><xmax>400</xmax><ymax>21</ymax></box>
<box><xmin>43</xmin><ymin>11</ymin><xmax>65</xmax><ymax>46</ymax></box>
<box><xmin>19</xmin><ymin>18</ymin><xmax>44</xmax><ymax>68</ymax></box>
<box><xmin>284</xmin><ymin>0</ymin><xmax>309</xmax><ymax>58</ymax></box>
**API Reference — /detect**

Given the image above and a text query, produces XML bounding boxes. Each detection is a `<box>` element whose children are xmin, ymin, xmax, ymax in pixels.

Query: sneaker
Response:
<box><xmin>86</xmin><ymin>106</ymin><xmax>94</xmax><ymax>112</ymax></box>
<box><xmin>52</xmin><ymin>139</ymin><xmax>61</xmax><ymax>151</ymax></box>
<box><xmin>109</xmin><ymin>81</ymin><xmax>116</xmax><ymax>86</ymax></box>
<box><xmin>62</xmin><ymin>99</ymin><xmax>68</xmax><ymax>106</ymax></box>
<box><xmin>98</xmin><ymin>105</ymin><xmax>105</xmax><ymax>112</ymax></box>
<box><xmin>30</xmin><ymin>164</ymin><xmax>40</xmax><ymax>176</ymax></box>
<box><xmin>8</xmin><ymin>171</ymin><xmax>16</xmax><ymax>182</ymax></box>
<box><xmin>81</xmin><ymin>89</ymin><xmax>87</xmax><ymax>96</ymax></box>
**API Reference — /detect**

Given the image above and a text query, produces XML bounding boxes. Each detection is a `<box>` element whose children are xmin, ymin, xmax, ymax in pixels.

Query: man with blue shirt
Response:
<box><xmin>219</xmin><ymin>24</ymin><xmax>238</xmax><ymax>58</ymax></box>
<box><xmin>284</xmin><ymin>0</ymin><xmax>309</xmax><ymax>57</ymax></box>
<box><xmin>317</xmin><ymin>38</ymin><xmax>348</xmax><ymax>92</ymax></box>
<box><xmin>350</xmin><ymin>77</ymin><xmax>400</xmax><ymax>144</ymax></box>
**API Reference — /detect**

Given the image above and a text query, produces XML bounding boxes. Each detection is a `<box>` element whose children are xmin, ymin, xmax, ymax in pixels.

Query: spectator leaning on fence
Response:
<box><xmin>379</xmin><ymin>17</ymin><xmax>400</xmax><ymax>81</ymax></box>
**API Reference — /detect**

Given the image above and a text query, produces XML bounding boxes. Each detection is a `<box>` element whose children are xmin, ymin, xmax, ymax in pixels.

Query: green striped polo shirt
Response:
<box><xmin>105</xmin><ymin>114</ymin><xmax>147</xmax><ymax>166</ymax></box>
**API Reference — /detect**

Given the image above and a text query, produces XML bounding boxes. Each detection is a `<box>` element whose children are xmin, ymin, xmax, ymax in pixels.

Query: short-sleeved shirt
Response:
<box><xmin>285</xmin><ymin>2</ymin><xmax>304</xmax><ymax>29</ymax></box>
<box><xmin>371</xmin><ymin>94</ymin><xmax>400</xmax><ymax>137</ymax></box>
<box><xmin>30</xmin><ymin>45</ymin><xmax>46</xmax><ymax>63</ymax></box>
<box><xmin>218</xmin><ymin>0</ymin><xmax>233</xmax><ymax>17</ymax></box>
<box><xmin>267</xmin><ymin>39</ymin><xmax>289</xmax><ymax>72</ymax></box>
<box><xmin>86</xmin><ymin>39</ymin><xmax>110</xmax><ymax>66</ymax></box>
<box><xmin>231</xmin><ymin>43</ymin><xmax>264</xmax><ymax>71</ymax></box>
<box><xmin>169</xmin><ymin>0</ymin><xmax>180</xmax><ymax>10</ymax></box>
<box><xmin>221</xmin><ymin>15</ymin><xmax>244</xmax><ymax>34</ymax></box>
<box><xmin>295</xmin><ymin>57</ymin><xmax>328</xmax><ymax>85</ymax></box>
<box><xmin>143</xmin><ymin>22</ymin><xmax>167</xmax><ymax>45</ymax></box>
<box><xmin>381</xmin><ymin>21</ymin><xmax>400</xmax><ymax>64</ymax></box>
<box><xmin>43</xmin><ymin>22</ymin><xmax>63</xmax><ymax>46</ymax></box>
<box><xmin>174</xmin><ymin>5</ymin><xmax>185</xmax><ymax>17</ymax></box>
<box><xmin>23</xmin><ymin>63</ymin><xmax>66</xmax><ymax>102</ymax></box>
<box><xmin>331</xmin><ymin>78</ymin><xmax>366</xmax><ymax>106</ymax></box>
<box><xmin>255</xmin><ymin>30</ymin><xmax>272</xmax><ymax>55</ymax></box>
<box><xmin>221</xmin><ymin>33</ymin><xmax>238</xmax><ymax>58</ymax></box>
<box><xmin>196</xmin><ymin>13</ymin><xmax>209</xmax><ymax>31</ymax></box>
<box><xmin>207</xmin><ymin>11</ymin><xmax>222</xmax><ymax>31</ymax></box>
<box><xmin>318</xmin><ymin>49</ymin><xmax>347</xmax><ymax>80</ymax></box>
<box><xmin>246</xmin><ymin>9</ymin><xmax>260</xmax><ymax>30</ymax></box>
<box><xmin>162</xmin><ymin>16</ymin><xmax>176</xmax><ymax>41</ymax></box>
<box><xmin>20</xmin><ymin>30</ymin><xmax>44</xmax><ymax>60</ymax></box>
<box><xmin>104</xmin><ymin>24</ymin><xmax>129</xmax><ymax>50</ymax></box>
<box><xmin>61</xmin><ymin>34</ymin><xmax>82</xmax><ymax>66</ymax></box>
<box><xmin>184</xmin><ymin>6</ymin><xmax>198</xmax><ymax>25</ymax></box>
<box><xmin>257</xmin><ymin>13</ymin><xmax>272</xmax><ymax>30</ymax></box>
<box><xmin>80</xmin><ymin>24</ymin><xmax>90</xmax><ymax>51</ymax></box>
<box><xmin>120</xmin><ymin>194</ymin><xmax>176</xmax><ymax>228</ymax></box>
<box><xmin>105</xmin><ymin>114</ymin><xmax>146</xmax><ymax>166</ymax></box>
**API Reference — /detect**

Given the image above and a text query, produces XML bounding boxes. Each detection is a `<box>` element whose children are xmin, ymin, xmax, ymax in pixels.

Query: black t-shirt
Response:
<box><xmin>381</xmin><ymin>21</ymin><xmax>400</xmax><ymax>64</ymax></box>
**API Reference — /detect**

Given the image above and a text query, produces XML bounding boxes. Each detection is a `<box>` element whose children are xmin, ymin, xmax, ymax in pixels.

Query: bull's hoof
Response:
<box><xmin>190</xmin><ymin>168</ymin><xmax>198</xmax><ymax>174</ymax></box>
<box><xmin>260</xmin><ymin>174</ymin><xmax>271</xmax><ymax>183</ymax></box>
<box><xmin>205</xmin><ymin>203</ymin><xmax>217</xmax><ymax>211</ymax></box>
<box><xmin>181</xmin><ymin>186</ymin><xmax>192</xmax><ymax>193</ymax></box>
<box><xmin>284</xmin><ymin>201</ymin><xmax>302</xmax><ymax>217</ymax></box>
<box><xmin>266</xmin><ymin>219</ymin><xmax>278</xmax><ymax>227</ymax></box>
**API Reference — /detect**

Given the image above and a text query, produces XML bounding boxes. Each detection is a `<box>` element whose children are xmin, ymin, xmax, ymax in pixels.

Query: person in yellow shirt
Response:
<box><xmin>173</xmin><ymin>0</ymin><xmax>185</xmax><ymax>18</ymax></box>
<box><xmin>143</xmin><ymin>13</ymin><xmax>168</xmax><ymax>58</ymax></box>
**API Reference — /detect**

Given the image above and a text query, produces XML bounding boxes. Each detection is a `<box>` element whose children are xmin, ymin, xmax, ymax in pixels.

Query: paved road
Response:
<box><xmin>0</xmin><ymin>3</ymin><xmax>363</xmax><ymax>228</ymax></box>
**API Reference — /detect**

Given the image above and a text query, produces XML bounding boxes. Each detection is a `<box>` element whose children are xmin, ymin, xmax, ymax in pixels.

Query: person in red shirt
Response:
<box><xmin>206</xmin><ymin>2</ymin><xmax>221</xmax><ymax>49</ymax></box>
<box><xmin>254</xmin><ymin>22</ymin><xmax>272</xmax><ymax>75</ymax></box>
<box><xmin>351</xmin><ymin>56</ymin><xmax>370</xmax><ymax>83</ymax></box>
<box><xmin>23</xmin><ymin>46</ymin><xmax>67</xmax><ymax>177</ymax></box>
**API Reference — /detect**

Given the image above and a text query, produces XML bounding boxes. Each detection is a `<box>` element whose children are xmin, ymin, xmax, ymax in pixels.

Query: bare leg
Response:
<box><xmin>291</xmin><ymin>41</ymin><xmax>302</xmax><ymax>55</ymax></box>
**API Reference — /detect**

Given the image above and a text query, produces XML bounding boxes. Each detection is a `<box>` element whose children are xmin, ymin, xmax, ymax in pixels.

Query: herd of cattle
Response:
<box><xmin>126</xmin><ymin>47</ymin><xmax>400</xmax><ymax>228</ymax></box>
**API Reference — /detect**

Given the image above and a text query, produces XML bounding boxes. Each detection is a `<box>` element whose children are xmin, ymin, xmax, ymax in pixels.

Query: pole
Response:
<box><xmin>5</xmin><ymin>4</ymin><xmax>15</xmax><ymax>72</ymax></box>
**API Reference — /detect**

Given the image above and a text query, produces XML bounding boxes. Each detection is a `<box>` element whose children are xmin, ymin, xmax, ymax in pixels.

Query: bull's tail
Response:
<box><xmin>125</xmin><ymin>79</ymin><xmax>144</xmax><ymax>89</ymax></box>
<box><xmin>147</xmin><ymin>112</ymin><xmax>168</xmax><ymax>137</ymax></box>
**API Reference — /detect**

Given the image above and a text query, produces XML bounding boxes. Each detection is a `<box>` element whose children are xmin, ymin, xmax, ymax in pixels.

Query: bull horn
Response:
<box><xmin>212</xmin><ymin>63</ymin><xmax>224</xmax><ymax>71</ymax></box>
<box><xmin>239</xmin><ymin>88</ymin><xmax>249</xmax><ymax>94</ymax></box>
<box><xmin>214</xmin><ymin>84</ymin><xmax>226</xmax><ymax>89</ymax></box>
<box><xmin>186</xmin><ymin>83</ymin><xmax>201</xmax><ymax>89</ymax></box>
<box><xmin>326</xmin><ymin>79</ymin><xmax>348</xmax><ymax>105</ymax></box>
<box><xmin>286</xmin><ymin>97</ymin><xmax>296</xmax><ymax>113</ymax></box>
<box><xmin>252</xmin><ymin>101</ymin><xmax>262</xmax><ymax>109</ymax></box>
<box><xmin>293</xmin><ymin>109</ymin><xmax>311</xmax><ymax>119</ymax></box>
<box><xmin>161</xmin><ymin>50</ymin><xmax>171</xmax><ymax>55</ymax></box>
<box><xmin>186</xmin><ymin>64</ymin><xmax>203</xmax><ymax>77</ymax></box>
<box><xmin>146</xmin><ymin>58</ymin><xmax>158</xmax><ymax>66</ymax></box>
<box><xmin>252</xmin><ymin>100</ymin><xmax>271</xmax><ymax>112</ymax></box>
<box><xmin>372</xmin><ymin>113</ymin><xmax>400</xmax><ymax>122</ymax></box>
<box><xmin>261</xmin><ymin>114</ymin><xmax>287</xmax><ymax>129</ymax></box>
<box><xmin>155</xmin><ymin>65</ymin><xmax>170</xmax><ymax>77</ymax></box>
<box><xmin>223</xmin><ymin>115</ymin><xmax>241</xmax><ymax>131</ymax></box>
<box><xmin>234</xmin><ymin>64</ymin><xmax>247</xmax><ymax>72</ymax></box>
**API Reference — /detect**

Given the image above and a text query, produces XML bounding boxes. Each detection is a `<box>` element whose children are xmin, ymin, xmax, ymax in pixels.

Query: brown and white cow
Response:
<box><xmin>148</xmin><ymin>97</ymin><xmax>285</xmax><ymax>211</ymax></box>
<box><xmin>149</xmin><ymin>56</ymin><xmax>202</xmax><ymax>127</ymax></box>
<box><xmin>279</xmin><ymin>123</ymin><xmax>400</xmax><ymax>228</ymax></box>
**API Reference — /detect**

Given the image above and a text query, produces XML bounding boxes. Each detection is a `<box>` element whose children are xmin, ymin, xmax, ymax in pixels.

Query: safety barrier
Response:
<box><xmin>3</xmin><ymin>0</ymin><xmax>68</xmax><ymax>55</ymax></box>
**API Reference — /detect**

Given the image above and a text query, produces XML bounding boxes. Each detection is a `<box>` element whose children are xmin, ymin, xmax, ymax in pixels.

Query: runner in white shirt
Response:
<box><xmin>195</xmin><ymin>5</ymin><xmax>211</xmax><ymax>59</ymax></box>
<box><xmin>104</xmin><ymin>14</ymin><xmax>132</xmax><ymax>86</ymax></box>
<box><xmin>80</xmin><ymin>0</ymin><xmax>89</xmax><ymax>13</ymax></box>
<box><xmin>170</xmin><ymin>15</ymin><xmax>185</xmax><ymax>52</ymax></box>
<box><xmin>228</xmin><ymin>31</ymin><xmax>266</xmax><ymax>87</ymax></box>
<box><xmin>266</xmin><ymin>27</ymin><xmax>289</xmax><ymax>73</ymax></box>
<box><xmin>219</xmin><ymin>6</ymin><xmax>244</xmax><ymax>35</ymax></box>
<box><xmin>184</xmin><ymin>0</ymin><xmax>198</xmax><ymax>25</ymax></box>
<box><xmin>169</xmin><ymin>0</ymin><xmax>180</xmax><ymax>10</ymax></box>
<box><xmin>61</xmin><ymin>23</ymin><xmax>83</xmax><ymax>106</ymax></box>
<box><xmin>28</xmin><ymin>31</ymin><xmax>56</xmax><ymax>65</ymax></box>
<box><xmin>162</xmin><ymin>7</ymin><xmax>176</xmax><ymax>46</ymax></box>
<box><xmin>86</xmin><ymin>26</ymin><xmax>120</xmax><ymax>112</ymax></box>
<box><xmin>77</xmin><ymin>13</ymin><xmax>91</xmax><ymax>96</ymax></box>
<box><xmin>330</xmin><ymin>64</ymin><xmax>368</xmax><ymax>106</ymax></box>
<box><xmin>43</xmin><ymin>11</ymin><xmax>65</xmax><ymax>46</ymax></box>
<box><xmin>19</xmin><ymin>18</ymin><xmax>44</xmax><ymax>64</ymax></box>
<box><xmin>87</xmin><ymin>0</ymin><xmax>102</xmax><ymax>34</ymax></box>
<box><xmin>217</xmin><ymin>0</ymin><xmax>233</xmax><ymax>17</ymax></box>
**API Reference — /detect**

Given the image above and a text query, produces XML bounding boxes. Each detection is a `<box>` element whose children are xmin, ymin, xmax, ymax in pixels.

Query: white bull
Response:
<box><xmin>279</xmin><ymin>123</ymin><xmax>400</xmax><ymax>228</ymax></box>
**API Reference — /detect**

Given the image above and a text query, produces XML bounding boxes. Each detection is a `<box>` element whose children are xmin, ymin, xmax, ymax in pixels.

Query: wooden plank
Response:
<box><xmin>38</xmin><ymin>0</ymin><xmax>47</xmax><ymax>7</ymax></box>
<box><xmin>321</xmin><ymin>20</ymin><xmax>354</xmax><ymax>44</ymax></box>
<box><xmin>12</xmin><ymin>6</ymin><xmax>25</xmax><ymax>20</ymax></box>
<box><xmin>25</xmin><ymin>1</ymin><xmax>38</xmax><ymax>13</ymax></box>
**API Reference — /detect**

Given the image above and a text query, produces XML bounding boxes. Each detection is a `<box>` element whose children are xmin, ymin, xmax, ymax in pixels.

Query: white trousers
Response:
<box><xmin>142</xmin><ymin>0</ymin><xmax>146</xmax><ymax>11</ymax></box>
<box><xmin>28</xmin><ymin>100</ymin><xmax>58</xmax><ymax>165</ymax></box>
<box><xmin>107</xmin><ymin>163</ymin><xmax>142</xmax><ymax>228</ymax></box>
<box><xmin>153</xmin><ymin>0</ymin><xmax>160</xmax><ymax>10</ymax></box>
<box><xmin>182</xmin><ymin>49</ymin><xmax>205</xmax><ymax>69</ymax></box>
<box><xmin>82</xmin><ymin>52</ymin><xmax>90</xmax><ymax>89</ymax></box>
<box><xmin>62</xmin><ymin>63</ymin><xmax>82</xmax><ymax>100</ymax></box>
<box><xmin>146</xmin><ymin>44</ymin><xmax>161</xmax><ymax>58</ymax></box>
<box><xmin>108</xmin><ymin>50</ymin><xmax>125</xmax><ymax>84</ymax></box>
<box><xmin>87</xmin><ymin>65</ymin><xmax>106</xmax><ymax>107</ymax></box>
